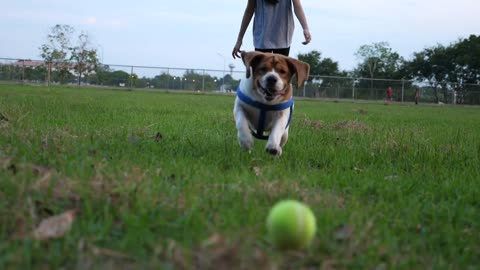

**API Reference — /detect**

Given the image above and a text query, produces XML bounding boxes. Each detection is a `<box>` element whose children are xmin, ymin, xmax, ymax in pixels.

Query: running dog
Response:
<box><xmin>233</xmin><ymin>51</ymin><xmax>310</xmax><ymax>156</ymax></box>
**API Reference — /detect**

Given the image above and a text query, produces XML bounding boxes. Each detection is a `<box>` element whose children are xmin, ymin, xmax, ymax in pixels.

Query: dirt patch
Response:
<box><xmin>255</xmin><ymin>180</ymin><xmax>345</xmax><ymax>209</ymax></box>
<box><xmin>332</xmin><ymin>120</ymin><xmax>370</xmax><ymax>132</ymax></box>
<box><xmin>300</xmin><ymin>118</ymin><xmax>324</xmax><ymax>130</ymax></box>
<box><xmin>0</xmin><ymin>112</ymin><xmax>9</xmax><ymax>128</ymax></box>
<box><xmin>352</xmin><ymin>108</ymin><xmax>368</xmax><ymax>114</ymax></box>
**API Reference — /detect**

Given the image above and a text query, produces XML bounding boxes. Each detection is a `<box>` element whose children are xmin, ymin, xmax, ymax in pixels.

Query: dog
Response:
<box><xmin>233</xmin><ymin>51</ymin><xmax>310</xmax><ymax>156</ymax></box>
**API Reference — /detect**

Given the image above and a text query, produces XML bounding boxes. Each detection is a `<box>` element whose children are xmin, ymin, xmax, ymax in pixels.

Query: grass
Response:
<box><xmin>0</xmin><ymin>84</ymin><xmax>479</xmax><ymax>269</ymax></box>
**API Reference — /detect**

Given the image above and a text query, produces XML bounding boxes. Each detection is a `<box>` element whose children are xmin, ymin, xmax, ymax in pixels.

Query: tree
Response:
<box><xmin>297</xmin><ymin>50</ymin><xmax>345</xmax><ymax>97</ymax></box>
<box><xmin>453</xmin><ymin>35</ymin><xmax>480</xmax><ymax>78</ymax></box>
<box><xmin>354</xmin><ymin>42</ymin><xmax>404</xmax><ymax>79</ymax></box>
<box><xmin>222</xmin><ymin>74</ymin><xmax>240</xmax><ymax>92</ymax></box>
<box><xmin>39</xmin><ymin>24</ymin><xmax>74</xmax><ymax>85</ymax></box>
<box><xmin>406</xmin><ymin>45</ymin><xmax>455</xmax><ymax>103</ymax></box>
<box><xmin>89</xmin><ymin>65</ymin><xmax>113</xmax><ymax>85</ymax></box>
<box><xmin>297</xmin><ymin>50</ymin><xmax>341</xmax><ymax>77</ymax></box>
<box><xmin>24</xmin><ymin>66</ymin><xmax>47</xmax><ymax>82</ymax></box>
<box><xmin>70</xmin><ymin>32</ymin><xmax>99</xmax><ymax>86</ymax></box>
<box><xmin>39</xmin><ymin>24</ymin><xmax>100</xmax><ymax>86</ymax></box>
<box><xmin>151</xmin><ymin>73</ymin><xmax>172</xmax><ymax>89</ymax></box>
<box><xmin>354</xmin><ymin>42</ymin><xmax>404</xmax><ymax>99</ymax></box>
<box><xmin>451</xmin><ymin>35</ymin><xmax>480</xmax><ymax>104</ymax></box>
<box><xmin>106</xmin><ymin>70</ymin><xmax>130</xmax><ymax>86</ymax></box>
<box><xmin>405</xmin><ymin>36</ymin><xmax>480</xmax><ymax>104</ymax></box>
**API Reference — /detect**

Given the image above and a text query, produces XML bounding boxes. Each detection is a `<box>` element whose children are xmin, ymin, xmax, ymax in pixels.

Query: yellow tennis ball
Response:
<box><xmin>266</xmin><ymin>200</ymin><xmax>316</xmax><ymax>250</ymax></box>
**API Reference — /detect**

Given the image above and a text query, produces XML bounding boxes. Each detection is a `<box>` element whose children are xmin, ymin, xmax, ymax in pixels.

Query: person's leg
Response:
<box><xmin>255</xmin><ymin>47</ymin><xmax>290</xmax><ymax>57</ymax></box>
<box><xmin>271</xmin><ymin>47</ymin><xmax>290</xmax><ymax>56</ymax></box>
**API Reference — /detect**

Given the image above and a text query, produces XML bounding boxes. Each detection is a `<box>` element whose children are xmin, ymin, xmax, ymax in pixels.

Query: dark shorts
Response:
<box><xmin>255</xmin><ymin>47</ymin><xmax>290</xmax><ymax>57</ymax></box>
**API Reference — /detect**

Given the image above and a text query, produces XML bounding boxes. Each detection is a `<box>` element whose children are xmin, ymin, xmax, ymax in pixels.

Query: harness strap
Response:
<box><xmin>236</xmin><ymin>88</ymin><xmax>294</xmax><ymax>140</ymax></box>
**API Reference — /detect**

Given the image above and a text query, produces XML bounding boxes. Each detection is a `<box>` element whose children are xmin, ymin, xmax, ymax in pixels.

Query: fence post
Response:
<box><xmin>401</xmin><ymin>79</ymin><xmax>405</xmax><ymax>102</ymax></box>
<box><xmin>202</xmin><ymin>69</ymin><xmax>205</xmax><ymax>92</ymax></box>
<box><xmin>166</xmin><ymin>68</ymin><xmax>170</xmax><ymax>90</ymax></box>
<box><xmin>130</xmin><ymin>66</ymin><xmax>133</xmax><ymax>88</ymax></box>
<box><xmin>303</xmin><ymin>82</ymin><xmax>306</xmax><ymax>97</ymax></box>
<box><xmin>22</xmin><ymin>59</ymin><xmax>25</xmax><ymax>84</ymax></box>
<box><xmin>47</xmin><ymin>62</ymin><xmax>51</xmax><ymax>86</ymax></box>
<box><xmin>352</xmin><ymin>79</ymin><xmax>355</xmax><ymax>101</ymax></box>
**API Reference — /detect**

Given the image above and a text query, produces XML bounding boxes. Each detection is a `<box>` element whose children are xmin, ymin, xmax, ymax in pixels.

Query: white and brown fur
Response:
<box><xmin>233</xmin><ymin>51</ymin><xmax>310</xmax><ymax>156</ymax></box>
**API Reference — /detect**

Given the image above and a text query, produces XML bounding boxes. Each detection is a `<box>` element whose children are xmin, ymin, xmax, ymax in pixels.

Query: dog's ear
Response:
<box><xmin>287</xmin><ymin>58</ymin><xmax>310</xmax><ymax>88</ymax></box>
<box><xmin>241</xmin><ymin>51</ymin><xmax>265</xmax><ymax>79</ymax></box>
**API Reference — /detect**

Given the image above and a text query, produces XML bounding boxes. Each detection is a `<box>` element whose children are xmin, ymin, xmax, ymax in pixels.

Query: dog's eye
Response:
<box><xmin>277</xmin><ymin>69</ymin><xmax>287</xmax><ymax>75</ymax></box>
<box><xmin>259</xmin><ymin>67</ymin><xmax>268</xmax><ymax>73</ymax></box>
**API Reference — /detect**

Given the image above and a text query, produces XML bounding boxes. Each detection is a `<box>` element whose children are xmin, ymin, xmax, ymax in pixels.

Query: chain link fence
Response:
<box><xmin>1</xmin><ymin>57</ymin><xmax>479</xmax><ymax>105</ymax></box>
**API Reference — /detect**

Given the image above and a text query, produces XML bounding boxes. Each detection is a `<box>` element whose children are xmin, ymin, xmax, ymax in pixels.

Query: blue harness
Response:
<box><xmin>236</xmin><ymin>87</ymin><xmax>294</xmax><ymax>140</ymax></box>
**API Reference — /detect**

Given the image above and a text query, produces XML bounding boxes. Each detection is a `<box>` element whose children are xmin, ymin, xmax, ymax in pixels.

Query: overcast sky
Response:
<box><xmin>1</xmin><ymin>0</ymin><xmax>479</xmax><ymax>73</ymax></box>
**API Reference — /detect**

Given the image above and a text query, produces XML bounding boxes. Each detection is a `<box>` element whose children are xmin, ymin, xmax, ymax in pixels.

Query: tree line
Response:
<box><xmin>1</xmin><ymin>24</ymin><xmax>478</xmax><ymax>103</ymax></box>
<box><xmin>298</xmin><ymin>36</ymin><xmax>480</xmax><ymax>104</ymax></box>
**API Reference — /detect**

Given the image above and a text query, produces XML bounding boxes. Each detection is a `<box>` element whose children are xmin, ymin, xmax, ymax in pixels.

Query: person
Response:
<box><xmin>386</xmin><ymin>86</ymin><xmax>393</xmax><ymax>102</ymax></box>
<box><xmin>232</xmin><ymin>0</ymin><xmax>311</xmax><ymax>59</ymax></box>
<box><xmin>414</xmin><ymin>87</ymin><xmax>420</xmax><ymax>104</ymax></box>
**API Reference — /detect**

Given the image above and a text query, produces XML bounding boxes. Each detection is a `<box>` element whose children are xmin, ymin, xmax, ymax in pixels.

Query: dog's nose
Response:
<box><xmin>266</xmin><ymin>76</ymin><xmax>277</xmax><ymax>86</ymax></box>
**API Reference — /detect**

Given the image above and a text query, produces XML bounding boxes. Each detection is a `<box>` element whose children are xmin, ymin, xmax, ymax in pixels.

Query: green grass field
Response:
<box><xmin>0</xmin><ymin>84</ymin><xmax>479</xmax><ymax>269</ymax></box>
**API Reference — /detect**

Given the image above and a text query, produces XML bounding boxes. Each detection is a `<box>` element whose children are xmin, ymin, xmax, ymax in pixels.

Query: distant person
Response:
<box><xmin>232</xmin><ymin>0</ymin><xmax>311</xmax><ymax>59</ymax></box>
<box><xmin>386</xmin><ymin>86</ymin><xmax>393</xmax><ymax>102</ymax></box>
<box><xmin>414</xmin><ymin>88</ymin><xmax>420</xmax><ymax>104</ymax></box>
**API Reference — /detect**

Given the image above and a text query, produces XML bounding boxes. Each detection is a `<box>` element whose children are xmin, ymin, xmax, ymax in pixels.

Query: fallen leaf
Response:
<box><xmin>334</xmin><ymin>224</ymin><xmax>354</xmax><ymax>241</ymax></box>
<box><xmin>41</xmin><ymin>136</ymin><xmax>50</xmax><ymax>150</ymax></box>
<box><xmin>166</xmin><ymin>239</ymin><xmax>188</xmax><ymax>270</ymax></box>
<box><xmin>384</xmin><ymin>175</ymin><xmax>398</xmax><ymax>181</ymax></box>
<box><xmin>90</xmin><ymin>245</ymin><xmax>131</xmax><ymax>259</ymax></box>
<box><xmin>31</xmin><ymin>165</ymin><xmax>51</xmax><ymax>176</ymax></box>
<box><xmin>32</xmin><ymin>166</ymin><xmax>53</xmax><ymax>183</ymax></box>
<box><xmin>353</xmin><ymin>166</ymin><xmax>364</xmax><ymax>172</ymax></box>
<box><xmin>252</xmin><ymin>166</ymin><xmax>262</xmax><ymax>176</ymax></box>
<box><xmin>33</xmin><ymin>210</ymin><xmax>76</xmax><ymax>240</ymax></box>
<box><xmin>202</xmin><ymin>233</ymin><xmax>225</xmax><ymax>248</ymax></box>
<box><xmin>0</xmin><ymin>112</ymin><xmax>9</xmax><ymax>122</ymax></box>
<box><xmin>1</xmin><ymin>157</ymin><xmax>12</xmax><ymax>169</ymax></box>
<box><xmin>154</xmin><ymin>132</ymin><xmax>163</xmax><ymax>142</ymax></box>
<box><xmin>8</xmin><ymin>163</ymin><xmax>17</xmax><ymax>174</ymax></box>
<box><xmin>196</xmin><ymin>234</ymin><xmax>238</xmax><ymax>270</ymax></box>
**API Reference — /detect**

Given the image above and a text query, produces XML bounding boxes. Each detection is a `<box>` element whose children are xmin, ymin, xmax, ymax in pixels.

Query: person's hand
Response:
<box><xmin>302</xmin><ymin>29</ymin><xmax>311</xmax><ymax>45</ymax></box>
<box><xmin>232</xmin><ymin>41</ymin><xmax>243</xmax><ymax>59</ymax></box>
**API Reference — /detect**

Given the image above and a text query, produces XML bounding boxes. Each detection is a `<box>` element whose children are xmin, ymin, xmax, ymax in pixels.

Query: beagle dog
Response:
<box><xmin>233</xmin><ymin>51</ymin><xmax>310</xmax><ymax>156</ymax></box>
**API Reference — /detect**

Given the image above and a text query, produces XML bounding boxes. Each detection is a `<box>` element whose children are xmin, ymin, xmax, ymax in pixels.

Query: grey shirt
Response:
<box><xmin>253</xmin><ymin>0</ymin><xmax>294</xmax><ymax>49</ymax></box>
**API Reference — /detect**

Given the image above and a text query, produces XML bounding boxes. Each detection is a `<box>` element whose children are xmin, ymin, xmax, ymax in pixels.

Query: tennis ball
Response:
<box><xmin>266</xmin><ymin>200</ymin><xmax>316</xmax><ymax>250</ymax></box>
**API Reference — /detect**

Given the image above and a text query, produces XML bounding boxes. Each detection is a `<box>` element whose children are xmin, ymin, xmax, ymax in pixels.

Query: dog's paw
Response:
<box><xmin>266</xmin><ymin>144</ymin><xmax>282</xmax><ymax>156</ymax></box>
<box><xmin>239</xmin><ymin>139</ymin><xmax>254</xmax><ymax>151</ymax></box>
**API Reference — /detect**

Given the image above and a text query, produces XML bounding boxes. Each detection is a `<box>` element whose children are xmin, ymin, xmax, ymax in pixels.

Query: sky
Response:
<box><xmin>1</xmin><ymin>0</ymin><xmax>479</xmax><ymax>74</ymax></box>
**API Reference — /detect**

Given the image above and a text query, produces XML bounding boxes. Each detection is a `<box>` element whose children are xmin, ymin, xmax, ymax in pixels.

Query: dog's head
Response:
<box><xmin>241</xmin><ymin>51</ymin><xmax>310</xmax><ymax>102</ymax></box>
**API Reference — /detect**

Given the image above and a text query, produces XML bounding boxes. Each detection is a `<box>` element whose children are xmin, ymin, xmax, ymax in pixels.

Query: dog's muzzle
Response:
<box><xmin>257</xmin><ymin>76</ymin><xmax>287</xmax><ymax>102</ymax></box>
<box><xmin>258</xmin><ymin>83</ymin><xmax>275</xmax><ymax>101</ymax></box>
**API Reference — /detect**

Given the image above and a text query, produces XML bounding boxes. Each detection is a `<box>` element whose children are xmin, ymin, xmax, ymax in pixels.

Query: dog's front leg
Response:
<box><xmin>234</xmin><ymin>103</ymin><xmax>254</xmax><ymax>151</ymax></box>
<box><xmin>266</xmin><ymin>111</ymin><xmax>289</xmax><ymax>156</ymax></box>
